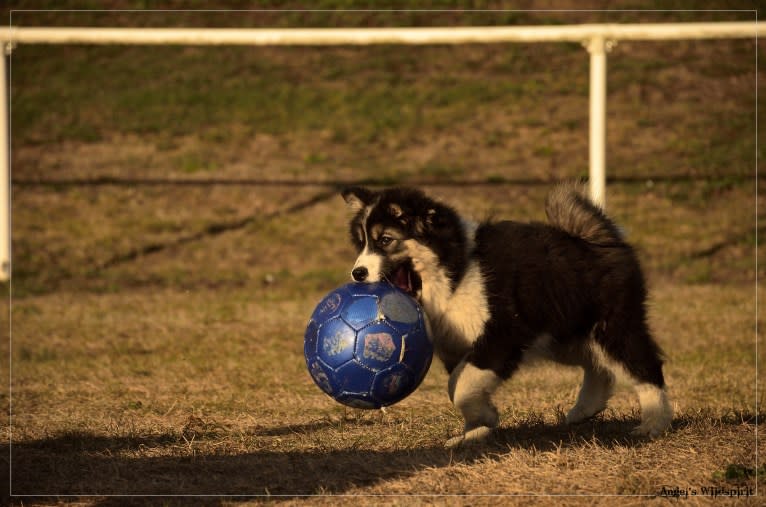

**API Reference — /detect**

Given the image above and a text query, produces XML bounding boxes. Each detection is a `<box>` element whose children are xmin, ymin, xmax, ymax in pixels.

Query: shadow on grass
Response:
<box><xmin>4</xmin><ymin>418</ymin><xmax>651</xmax><ymax>500</ymax></box>
<box><xmin>6</xmin><ymin>432</ymin><xmax>452</xmax><ymax>500</ymax></box>
<box><xmin>5</xmin><ymin>410</ymin><xmax>759</xmax><ymax>502</ymax></box>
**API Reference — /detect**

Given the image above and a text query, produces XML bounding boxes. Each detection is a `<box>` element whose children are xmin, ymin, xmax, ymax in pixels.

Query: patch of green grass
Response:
<box><xmin>533</xmin><ymin>145</ymin><xmax>554</xmax><ymax>158</ymax></box>
<box><xmin>420</xmin><ymin>162</ymin><xmax>465</xmax><ymax>180</ymax></box>
<box><xmin>304</xmin><ymin>152</ymin><xmax>329</xmax><ymax>165</ymax></box>
<box><xmin>683</xmin><ymin>111</ymin><xmax>756</xmax><ymax>177</ymax></box>
<box><xmin>176</xmin><ymin>153</ymin><xmax>217</xmax><ymax>174</ymax></box>
<box><xmin>682</xmin><ymin>258</ymin><xmax>712</xmax><ymax>284</ymax></box>
<box><xmin>635</xmin><ymin>117</ymin><xmax>656</xmax><ymax>128</ymax></box>
<box><xmin>6</xmin><ymin>39</ymin><xmax>586</xmax><ymax>150</ymax></box>
<box><xmin>18</xmin><ymin>346</ymin><xmax>58</xmax><ymax>363</ymax></box>
<box><xmin>713</xmin><ymin>464</ymin><xmax>766</xmax><ymax>483</ymax></box>
<box><xmin>484</xmin><ymin>129</ymin><xmax>506</xmax><ymax>147</ymax></box>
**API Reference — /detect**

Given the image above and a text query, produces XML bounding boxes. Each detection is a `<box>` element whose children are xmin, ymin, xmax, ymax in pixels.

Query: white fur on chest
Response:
<box><xmin>427</xmin><ymin>261</ymin><xmax>489</xmax><ymax>349</ymax></box>
<box><xmin>404</xmin><ymin>236</ymin><xmax>489</xmax><ymax>363</ymax></box>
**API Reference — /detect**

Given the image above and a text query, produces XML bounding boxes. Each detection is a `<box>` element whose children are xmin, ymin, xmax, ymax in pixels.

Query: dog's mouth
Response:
<box><xmin>390</xmin><ymin>261</ymin><xmax>422</xmax><ymax>300</ymax></box>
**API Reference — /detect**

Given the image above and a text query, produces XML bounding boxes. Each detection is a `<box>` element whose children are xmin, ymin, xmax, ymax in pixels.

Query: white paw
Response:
<box><xmin>445</xmin><ymin>435</ymin><xmax>464</xmax><ymax>449</ymax></box>
<box><xmin>565</xmin><ymin>406</ymin><xmax>589</xmax><ymax>424</ymax></box>
<box><xmin>444</xmin><ymin>425</ymin><xmax>494</xmax><ymax>449</ymax></box>
<box><xmin>631</xmin><ymin>422</ymin><xmax>669</xmax><ymax>439</ymax></box>
<box><xmin>565</xmin><ymin>405</ymin><xmax>604</xmax><ymax>425</ymax></box>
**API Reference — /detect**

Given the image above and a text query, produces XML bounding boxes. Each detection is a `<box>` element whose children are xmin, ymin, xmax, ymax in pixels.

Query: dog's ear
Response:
<box><xmin>425</xmin><ymin>208</ymin><xmax>438</xmax><ymax>227</ymax></box>
<box><xmin>413</xmin><ymin>207</ymin><xmax>437</xmax><ymax>234</ymax></box>
<box><xmin>341</xmin><ymin>186</ymin><xmax>375</xmax><ymax>213</ymax></box>
<box><xmin>387</xmin><ymin>203</ymin><xmax>410</xmax><ymax>226</ymax></box>
<box><xmin>415</xmin><ymin>206</ymin><xmax>451</xmax><ymax>234</ymax></box>
<box><xmin>388</xmin><ymin>203</ymin><xmax>404</xmax><ymax>218</ymax></box>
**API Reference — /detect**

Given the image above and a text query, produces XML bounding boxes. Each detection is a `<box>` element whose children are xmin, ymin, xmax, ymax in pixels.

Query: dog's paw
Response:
<box><xmin>565</xmin><ymin>407</ymin><xmax>588</xmax><ymax>425</ymax></box>
<box><xmin>631</xmin><ymin>409</ymin><xmax>673</xmax><ymax>439</ymax></box>
<box><xmin>444</xmin><ymin>434</ymin><xmax>465</xmax><ymax>449</ymax></box>
<box><xmin>444</xmin><ymin>425</ymin><xmax>494</xmax><ymax>449</ymax></box>
<box><xmin>630</xmin><ymin>423</ymin><xmax>669</xmax><ymax>439</ymax></box>
<box><xmin>565</xmin><ymin>404</ymin><xmax>604</xmax><ymax>425</ymax></box>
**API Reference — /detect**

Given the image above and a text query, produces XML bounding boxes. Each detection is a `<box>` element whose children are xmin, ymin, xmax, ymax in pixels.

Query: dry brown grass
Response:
<box><xmin>4</xmin><ymin>5</ymin><xmax>764</xmax><ymax>505</ymax></box>
<box><xmin>5</xmin><ymin>249</ymin><xmax>762</xmax><ymax>503</ymax></box>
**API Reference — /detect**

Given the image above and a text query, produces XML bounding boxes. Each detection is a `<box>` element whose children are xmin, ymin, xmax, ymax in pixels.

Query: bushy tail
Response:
<box><xmin>545</xmin><ymin>182</ymin><xmax>625</xmax><ymax>246</ymax></box>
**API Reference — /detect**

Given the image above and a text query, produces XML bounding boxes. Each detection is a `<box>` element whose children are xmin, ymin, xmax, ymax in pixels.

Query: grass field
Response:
<box><xmin>3</xmin><ymin>3</ymin><xmax>765</xmax><ymax>505</ymax></box>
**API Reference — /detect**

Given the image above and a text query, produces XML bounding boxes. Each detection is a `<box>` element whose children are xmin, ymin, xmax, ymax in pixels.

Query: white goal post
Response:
<box><xmin>0</xmin><ymin>21</ymin><xmax>761</xmax><ymax>282</ymax></box>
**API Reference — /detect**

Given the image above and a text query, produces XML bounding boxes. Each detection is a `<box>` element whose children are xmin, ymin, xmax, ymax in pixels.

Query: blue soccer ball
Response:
<box><xmin>304</xmin><ymin>282</ymin><xmax>433</xmax><ymax>409</ymax></box>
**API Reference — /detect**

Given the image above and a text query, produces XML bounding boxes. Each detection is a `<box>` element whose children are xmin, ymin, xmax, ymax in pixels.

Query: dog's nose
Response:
<box><xmin>352</xmin><ymin>266</ymin><xmax>369</xmax><ymax>282</ymax></box>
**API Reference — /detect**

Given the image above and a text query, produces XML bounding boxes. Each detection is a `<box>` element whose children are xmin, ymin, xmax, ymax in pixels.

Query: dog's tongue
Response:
<box><xmin>393</xmin><ymin>266</ymin><xmax>412</xmax><ymax>293</ymax></box>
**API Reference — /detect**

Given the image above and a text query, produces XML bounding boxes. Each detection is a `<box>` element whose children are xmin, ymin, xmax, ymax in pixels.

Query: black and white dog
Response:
<box><xmin>341</xmin><ymin>184</ymin><xmax>672</xmax><ymax>448</ymax></box>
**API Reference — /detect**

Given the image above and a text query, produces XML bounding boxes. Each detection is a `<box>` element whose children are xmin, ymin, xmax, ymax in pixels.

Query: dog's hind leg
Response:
<box><xmin>445</xmin><ymin>359</ymin><xmax>503</xmax><ymax>448</ymax></box>
<box><xmin>565</xmin><ymin>365</ymin><xmax>614</xmax><ymax>424</ymax></box>
<box><xmin>590</xmin><ymin>319</ymin><xmax>672</xmax><ymax>438</ymax></box>
<box><xmin>632</xmin><ymin>382</ymin><xmax>672</xmax><ymax>438</ymax></box>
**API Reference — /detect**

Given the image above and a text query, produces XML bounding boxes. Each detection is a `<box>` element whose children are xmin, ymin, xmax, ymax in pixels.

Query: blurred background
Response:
<box><xmin>8</xmin><ymin>2</ymin><xmax>761</xmax><ymax>295</ymax></box>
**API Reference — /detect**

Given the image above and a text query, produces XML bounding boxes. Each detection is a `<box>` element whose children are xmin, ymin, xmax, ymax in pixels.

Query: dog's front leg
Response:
<box><xmin>445</xmin><ymin>358</ymin><xmax>503</xmax><ymax>448</ymax></box>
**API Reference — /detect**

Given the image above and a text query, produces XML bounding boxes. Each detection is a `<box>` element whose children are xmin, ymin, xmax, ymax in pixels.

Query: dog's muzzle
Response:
<box><xmin>352</xmin><ymin>266</ymin><xmax>369</xmax><ymax>282</ymax></box>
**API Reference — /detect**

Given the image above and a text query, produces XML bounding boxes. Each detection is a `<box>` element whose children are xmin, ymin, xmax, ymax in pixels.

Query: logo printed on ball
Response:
<box><xmin>317</xmin><ymin>292</ymin><xmax>342</xmax><ymax>314</ymax></box>
<box><xmin>322</xmin><ymin>330</ymin><xmax>353</xmax><ymax>356</ymax></box>
<box><xmin>384</xmin><ymin>372</ymin><xmax>405</xmax><ymax>395</ymax></box>
<box><xmin>363</xmin><ymin>332</ymin><xmax>396</xmax><ymax>362</ymax></box>
<box><xmin>309</xmin><ymin>361</ymin><xmax>332</xmax><ymax>394</ymax></box>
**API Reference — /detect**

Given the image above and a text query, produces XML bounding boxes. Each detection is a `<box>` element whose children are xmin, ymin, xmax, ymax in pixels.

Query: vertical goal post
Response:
<box><xmin>0</xmin><ymin>21</ymin><xmax>761</xmax><ymax>282</ymax></box>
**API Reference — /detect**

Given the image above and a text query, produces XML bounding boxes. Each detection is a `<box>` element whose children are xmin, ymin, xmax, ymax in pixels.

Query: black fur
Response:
<box><xmin>470</xmin><ymin>219</ymin><xmax>664</xmax><ymax>387</ymax></box>
<box><xmin>342</xmin><ymin>185</ymin><xmax>666</xmax><ymax>391</ymax></box>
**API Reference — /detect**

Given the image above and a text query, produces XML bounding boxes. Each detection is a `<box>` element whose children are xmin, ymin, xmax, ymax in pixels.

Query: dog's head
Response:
<box><xmin>341</xmin><ymin>186</ymin><xmax>465</xmax><ymax>299</ymax></box>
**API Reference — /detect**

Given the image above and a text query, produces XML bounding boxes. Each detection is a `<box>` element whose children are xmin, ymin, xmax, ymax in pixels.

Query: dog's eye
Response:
<box><xmin>378</xmin><ymin>235</ymin><xmax>394</xmax><ymax>247</ymax></box>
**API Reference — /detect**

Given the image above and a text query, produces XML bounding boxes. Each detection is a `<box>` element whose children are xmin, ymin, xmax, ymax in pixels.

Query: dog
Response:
<box><xmin>341</xmin><ymin>184</ymin><xmax>672</xmax><ymax>448</ymax></box>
